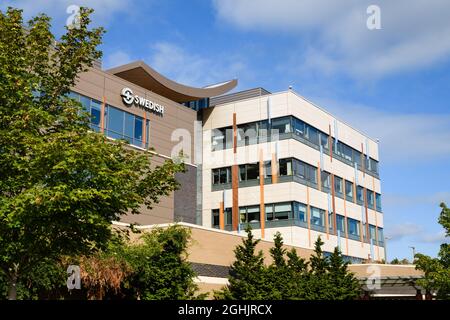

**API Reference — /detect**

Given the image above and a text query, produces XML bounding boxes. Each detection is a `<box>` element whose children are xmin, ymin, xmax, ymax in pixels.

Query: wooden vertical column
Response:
<box><xmin>259</xmin><ymin>149</ymin><xmax>265</xmax><ymax>239</ymax></box>
<box><xmin>363</xmin><ymin>188</ymin><xmax>370</xmax><ymax>242</ymax></box>
<box><xmin>219</xmin><ymin>201</ymin><xmax>225</xmax><ymax>230</ymax></box>
<box><xmin>232</xmin><ymin>113</ymin><xmax>239</xmax><ymax>231</ymax></box>
<box><xmin>271</xmin><ymin>153</ymin><xmax>278</xmax><ymax>183</ymax></box>
<box><xmin>330</xmin><ymin>174</ymin><xmax>337</xmax><ymax>235</ymax></box>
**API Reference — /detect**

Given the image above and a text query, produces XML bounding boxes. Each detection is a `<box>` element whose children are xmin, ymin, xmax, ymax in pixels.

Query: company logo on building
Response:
<box><xmin>121</xmin><ymin>87</ymin><xmax>164</xmax><ymax>115</ymax></box>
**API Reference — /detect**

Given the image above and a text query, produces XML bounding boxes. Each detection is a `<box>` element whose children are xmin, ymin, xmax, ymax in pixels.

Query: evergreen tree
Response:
<box><xmin>266</xmin><ymin>232</ymin><xmax>288</xmax><ymax>299</ymax></box>
<box><xmin>327</xmin><ymin>247</ymin><xmax>361</xmax><ymax>300</ymax></box>
<box><xmin>214</xmin><ymin>226</ymin><xmax>267</xmax><ymax>300</ymax></box>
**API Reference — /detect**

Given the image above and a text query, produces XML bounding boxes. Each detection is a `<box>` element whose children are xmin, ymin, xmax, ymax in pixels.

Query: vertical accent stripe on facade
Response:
<box><xmin>331</xmin><ymin>174</ymin><xmax>337</xmax><ymax>235</ymax></box>
<box><xmin>219</xmin><ymin>201</ymin><xmax>224</xmax><ymax>230</ymax></box>
<box><xmin>328</xmin><ymin>124</ymin><xmax>333</xmax><ymax>162</ymax></box>
<box><xmin>232</xmin><ymin>112</ymin><xmax>239</xmax><ymax>231</ymax></box>
<box><xmin>271</xmin><ymin>153</ymin><xmax>278</xmax><ymax>184</ymax></box>
<box><xmin>363</xmin><ymin>188</ymin><xmax>370</xmax><ymax>243</ymax></box>
<box><xmin>372</xmin><ymin>176</ymin><xmax>380</xmax><ymax>261</ymax></box>
<box><xmin>259</xmin><ymin>149</ymin><xmax>265</xmax><ymax>239</ymax></box>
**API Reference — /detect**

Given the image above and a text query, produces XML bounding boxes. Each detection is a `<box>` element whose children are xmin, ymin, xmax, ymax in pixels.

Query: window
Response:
<box><xmin>310</xmin><ymin>207</ymin><xmax>324</xmax><ymax>227</ymax></box>
<box><xmin>356</xmin><ymin>186</ymin><xmax>364</xmax><ymax>205</ymax></box>
<box><xmin>306</xmin><ymin>125</ymin><xmax>319</xmax><ymax>145</ymax></box>
<box><xmin>376</xmin><ymin>193</ymin><xmax>382</xmax><ymax>211</ymax></box>
<box><xmin>212</xmin><ymin>208</ymin><xmax>232</xmax><ymax>227</ymax></box>
<box><xmin>334</xmin><ymin>176</ymin><xmax>343</xmax><ymax>195</ymax></box>
<box><xmin>369</xmin><ymin>225</ymin><xmax>377</xmax><ymax>241</ymax></box>
<box><xmin>266</xmin><ymin>204</ymin><xmax>274</xmax><ymax>221</ymax></box>
<box><xmin>294</xmin><ymin>202</ymin><xmax>307</xmax><ymax>223</ymax></box>
<box><xmin>279</xmin><ymin>158</ymin><xmax>293</xmax><ymax>176</ymax></box>
<box><xmin>343</xmin><ymin>144</ymin><xmax>353</xmax><ymax>162</ymax></box>
<box><xmin>353</xmin><ymin>151</ymin><xmax>362</xmax><ymax>167</ymax></box>
<box><xmin>212</xmin><ymin>128</ymin><xmax>226</xmax><ymax>151</ymax></box>
<box><xmin>348</xmin><ymin>218</ymin><xmax>360</xmax><ymax>236</ymax></box>
<box><xmin>306</xmin><ymin>164</ymin><xmax>317</xmax><ymax>184</ymax></box>
<box><xmin>345</xmin><ymin>180</ymin><xmax>354</xmax><ymax>201</ymax></box>
<box><xmin>212</xmin><ymin>167</ymin><xmax>231</xmax><ymax>185</ymax></box>
<box><xmin>321</xmin><ymin>171</ymin><xmax>331</xmax><ymax>190</ymax></box>
<box><xmin>320</xmin><ymin>132</ymin><xmax>329</xmax><ymax>150</ymax></box>
<box><xmin>293</xmin><ymin>118</ymin><xmax>305</xmax><ymax>137</ymax></box>
<box><xmin>237</xmin><ymin>122</ymin><xmax>258</xmax><ymax>146</ymax></box>
<box><xmin>239</xmin><ymin>163</ymin><xmax>259</xmax><ymax>181</ymax></box>
<box><xmin>105</xmin><ymin>106</ymin><xmax>146</xmax><ymax>148</ymax></box>
<box><xmin>367</xmin><ymin>190</ymin><xmax>375</xmax><ymax>209</ymax></box>
<box><xmin>370</xmin><ymin>159</ymin><xmax>379</xmax><ymax>174</ymax></box>
<box><xmin>212</xmin><ymin>209</ymin><xmax>219</xmax><ymax>227</ymax></box>
<box><xmin>274</xmin><ymin>202</ymin><xmax>291</xmax><ymax>220</ymax></box>
<box><xmin>271</xmin><ymin>117</ymin><xmax>291</xmax><ymax>135</ymax></box>
<box><xmin>107</xmin><ymin>106</ymin><xmax>124</xmax><ymax>140</ymax></box>
<box><xmin>337</xmin><ymin>215</ymin><xmax>345</xmax><ymax>234</ymax></box>
<box><xmin>247</xmin><ymin>206</ymin><xmax>260</xmax><ymax>222</ymax></box>
<box><xmin>90</xmin><ymin>99</ymin><xmax>102</xmax><ymax>131</ymax></box>
<box><xmin>239</xmin><ymin>208</ymin><xmax>246</xmax><ymax>223</ymax></box>
<box><xmin>264</xmin><ymin>161</ymin><xmax>272</xmax><ymax>178</ymax></box>
<box><xmin>258</xmin><ymin>120</ymin><xmax>269</xmax><ymax>143</ymax></box>
<box><xmin>293</xmin><ymin>159</ymin><xmax>305</xmax><ymax>178</ymax></box>
<box><xmin>378</xmin><ymin>227</ymin><xmax>384</xmax><ymax>241</ymax></box>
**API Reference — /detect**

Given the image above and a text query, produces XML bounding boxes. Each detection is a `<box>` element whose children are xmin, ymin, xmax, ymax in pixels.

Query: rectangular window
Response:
<box><xmin>274</xmin><ymin>202</ymin><xmax>291</xmax><ymax>220</ymax></box>
<box><xmin>306</xmin><ymin>125</ymin><xmax>319</xmax><ymax>145</ymax></box>
<box><xmin>258</xmin><ymin>120</ymin><xmax>269</xmax><ymax>143</ymax></box>
<box><xmin>212</xmin><ymin>209</ymin><xmax>219</xmax><ymax>227</ymax></box>
<box><xmin>356</xmin><ymin>186</ymin><xmax>364</xmax><ymax>205</ymax></box>
<box><xmin>213</xmin><ymin>169</ymin><xmax>220</xmax><ymax>185</ymax></box>
<box><xmin>246</xmin><ymin>163</ymin><xmax>259</xmax><ymax>180</ymax></box>
<box><xmin>239</xmin><ymin>207</ymin><xmax>246</xmax><ymax>223</ymax></box>
<box><xmin>294</xmin><ymin>202</ymin><xmax>307</xmax><ymax>223</ymax></box>
<box><xmin>321</xmin><ymin>171</ymin><xmax>331</xmax><ymax>190</ymax></box>
<box><xmin>348</xmin><ymin>218</ymin><xmax>360</xmax><ymax>236</ymax></box>
<box><xmin>124</xmin><ymin>112</ymin><xmax>134</xmax><ymax>144</ymax></box>
<box><xmin>376</xmin><ymin>193</ymin><xmax>382</xmax><ymax>211</ymax></box>
<box><xmin>213</xmin><ymin>167</ymin><xmax>231</xmax><ymax>185</ymax></box>
<box><xmin>90</xmin><ymin>99</ymin><xmax>102</xmax><ymax>131</ymax></box>
<box><xmin>367</xmin><ymin>190</ymin><xmax>375</xmax><ymax>209</ymax></box>
<box><xmin>337</xmin><ymin>215</ymin><xmax>345</xmax><ymax>233</ymax></box>
<box><xmin>247</xmin><ymin>206</ymin><xmax>260</xmax><ymax>222</ymax></box>
<box><xmin>320</xmin><ymin>132</ymin><xmax>329</xmax><ymax>150</ymax></box>
<box><xmin>369</xmin><ymin>225</ymin><xmax>377</xmax><ymax>240</ymax></box>
<box><xmin>279</xmin><ymin>158</ymin><xmax>293</xmax><ymax>176</ymax></box>
<box><xmin>134</xmin><ymin>117</ymin><xmax>143</xmax><ymax>146</ymax></box>
<box><xmin>370</xmin><ymin>159</ymin><xmax>379</xmax><ymax>174</ymax></box>
<box><xmin>107</xmin><ymin>106</ymin><xmax>124</xmax><ymax>140</ymax></box>
<box><xmin>310</xmin><ymin>207</ymin><xmax>324</xmax><ymax>227</ymax></box>
<box><xmin>293</xmin><ymin>118</ymin><xmax>305</xmax><ymax>137</ymax></box>
<box><xmin>334</xmin><ymin>176</ymin><xmax>343</xmax><ymax>195</ymax></box>
<box><xmin>293</xmin><ymin>159</ymin><xmax>305</xmax><ymax>178</ymax></box>
<box><xmin>265</xmin><ymin>204</ymin><xmax>274</xmax><ymax>221</ymax></box>
<box><xmin>239</xmin><ymin>165</ymin><xmax>246</xmax><ymax>182</ymax></box>
<box><xmin>306</xmin><ymin>164</ymin><xmax>317</xmax><ymax>184</ymax></box>
<box><xmin>271</xmin><ymin>117</ymin><xmax>291</xmax><ymax>135</ymax></box>
<box><xmin>264</xmin><ymin>161</ymin><xmax>272</xmax><ymax>178</ymax></box>
<box><xmin>343</xmin><ymin>144</ymin><xmax>353</xmax><ymax>162</ymax></box>
<box><xmin>378</xmin><ymin>227</ymin><xmax>384</xmax><ymax>241</ymax></box>
<box><xmin>212</xmin><ymin>128</ymin><xmax>226</xmax><ymax>151</ymax></box>
<box><xmin>345</xmin><ymin>180</ymin><xmax>354</xmax><ymax>201</ymax></box>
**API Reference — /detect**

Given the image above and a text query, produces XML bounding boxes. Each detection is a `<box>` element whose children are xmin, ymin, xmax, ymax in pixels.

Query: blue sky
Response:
<box><xmin>3</xmin><ymin>0</ymin><xmax>450</xmax><ymax>261</ymax></box>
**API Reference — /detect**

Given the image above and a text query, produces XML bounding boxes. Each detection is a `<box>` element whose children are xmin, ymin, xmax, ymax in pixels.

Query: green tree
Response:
<box><xmin>415</xmin><ymin>203</ymin><xmax>450</xmax><ymax>299</ymax></box>
<box><xmin>0</xmin><ymin>7</ymin><xmax>184</xmax><ymax>299</ymax></box>
<box><xmin>214</xmin><ymin>226</ymin><xmax>268</xmax><ymax>300</ymax></box>
<box><xmin>121</xmin><ymin>225</ymin><xmax>203</xmax><ymax>300</ymax></box>
<box><xmin>266</xmin><ymin>232</ymin><xmax>288</xmax><ymax>299</ymax></box>
<box><xmin>326</xmin><ymin>247</ymin><xmax>361</xmax><ymax>300</ymax></box>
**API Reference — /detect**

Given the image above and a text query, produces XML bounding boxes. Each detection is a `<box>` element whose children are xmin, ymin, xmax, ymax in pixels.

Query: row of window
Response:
<box><xmin>211</xmin><ymin>115</ymin><xmax>379</xmax><ymax>176</ymax></box>
<box><xmin>212</xmin><ymin>157</ymin><xmax>382</xmax><ymax>212</ymax></box>
<box><xmin>69</xmin><ymin>91</ymin><xmax>150</xmax><ymax>149</ymax></box>
<box><xmin>211</xmin><ymin>201</ymin><xmax>384</xmax><ymax>245</ymax></box>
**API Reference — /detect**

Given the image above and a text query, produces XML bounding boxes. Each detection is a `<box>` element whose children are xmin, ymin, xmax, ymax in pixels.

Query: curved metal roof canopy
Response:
<box><xmin>106</xmin><ymin>61</ymin><xmax>237</xmax><ymax>103</ymax></box>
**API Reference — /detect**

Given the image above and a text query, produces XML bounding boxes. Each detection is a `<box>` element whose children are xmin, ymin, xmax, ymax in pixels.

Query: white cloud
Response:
<box><xmin>1</xmin><ymin>0</ymin><xmax>133</xmax><ymax>26</ymax></box>
<box><xmin>311</xmin><ymin>97</ymin><xmax>450</xmax><ymax>164</ymax></box>
<box><xmin>420</xmin><ymin>231</ymin><xmax>448</xmax><ymax>244</ymax></box>
<box><xmin>386</xmin><ymin>223</ymin><xmax>422</xmax><ymax>241</ymax></box>
<box><xmin>104</xmin><ymin>50</ymin><xmax>133</xmax><ymax>69</ymax></box>
<box><xmin>213</xmin><ymin>0</ymin><xmax>450</xmax><ymax>79</ymax></box>
<box><xmin>149</xmin><ymin>42</ymin><xmax>246</xmax><ymax>87</ymax></box>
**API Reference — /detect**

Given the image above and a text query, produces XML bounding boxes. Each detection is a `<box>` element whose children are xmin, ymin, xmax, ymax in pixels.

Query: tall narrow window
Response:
<box><xmin>334</xmin><ymin>176</ymin><xmax>343</xmax><ymax>195</ymax></box>
<box><xmin>345</xmin><ymin>180</ymin><xmax>354</xmax><ymax>201</ymax></box>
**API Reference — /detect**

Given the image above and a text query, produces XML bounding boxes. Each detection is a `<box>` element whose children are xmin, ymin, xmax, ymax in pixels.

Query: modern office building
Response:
<box><xmin>72</xmin><ymin>59</ymin><xmax>385</xmax><ymax>263</ymax></box>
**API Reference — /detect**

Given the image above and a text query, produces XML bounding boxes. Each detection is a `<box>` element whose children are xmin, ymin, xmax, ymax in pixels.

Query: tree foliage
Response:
<box><xmin>215</xmin><ymin>228</ymin><xmax>361</xmax><ymax>300</ymax></box>
<box><xmin>415</xmin><ymin>203</ymin><xmax>450</xmax><ymax>299</ymax></box>
<box><xmin>0</xmin><ymin>7</ymin><xmax>184</xmax><ymax>299</ymax></box>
